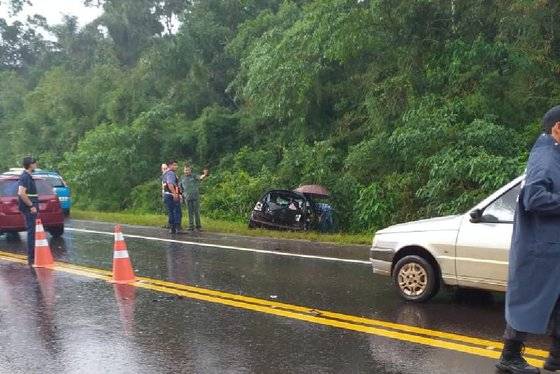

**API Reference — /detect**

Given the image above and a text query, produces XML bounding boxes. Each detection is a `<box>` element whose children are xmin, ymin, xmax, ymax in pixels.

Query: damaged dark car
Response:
<box><xmin>248</xmin><ymin>190</ymin><xmax>317</xmax><ymax>231</ymax></box>
<box><xmin>248</xmin><ymin>185</ymin><xmax>333</xmax><ymax>232</ymax></box>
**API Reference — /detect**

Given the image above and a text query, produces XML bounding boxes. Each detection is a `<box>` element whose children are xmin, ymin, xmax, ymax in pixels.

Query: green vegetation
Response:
<box><xmin>72</xmin><ymin>209</ymin><xmax>371</xmax><ymax>245</ymax></box>
<box><xmin>0</xmin><ymin>0</ymin><xmax>555</xmax><ymax>233</ymax></box>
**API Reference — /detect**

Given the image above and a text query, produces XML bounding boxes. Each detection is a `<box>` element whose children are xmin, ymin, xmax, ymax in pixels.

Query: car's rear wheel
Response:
<box><xmin>48</xmin><ymin>226</ymin><xmax>64</xmax><ymax>238</ymax></box>
<box><xmin>393</xmin><ymin>255</ymin><xmax>439</xmax><ymax>302</ymax></box>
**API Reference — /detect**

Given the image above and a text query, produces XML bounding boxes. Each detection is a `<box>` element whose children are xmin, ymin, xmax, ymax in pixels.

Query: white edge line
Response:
<box><xmin>66</xmin><ymin>228</ymin><xmax>371</xmax><ymax>265</ymax></box>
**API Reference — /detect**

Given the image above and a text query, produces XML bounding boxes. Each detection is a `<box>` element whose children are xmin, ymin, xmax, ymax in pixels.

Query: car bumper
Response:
<box><xmin>249</xmin><ymin>215</ymin><xmax>309</xmax><ymax>231</ymax></box>
<box><xmin>0</xmin><ymin>212</ymin><xmax>64</xmax><ymax>232</ymax></box>
<box><xmin>41</xmin><ymin>212</ymin><xmax>65</xmax><ymax>228</ymax></box>
<box><xmin>369</xmin><ymin>246</ymin><xmax>396</xmax><ymax>276</ymax></box>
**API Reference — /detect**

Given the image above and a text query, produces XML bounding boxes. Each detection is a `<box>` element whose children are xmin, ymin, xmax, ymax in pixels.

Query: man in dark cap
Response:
<box><xmin>497</xmin><ymin>105</ymin><xmax>560</xmax><ymax>373</ymax></box>
<box><xmin>17</xmin><ymin>157</ymin><xmax>39</xmax><ymax>266</ymax></box>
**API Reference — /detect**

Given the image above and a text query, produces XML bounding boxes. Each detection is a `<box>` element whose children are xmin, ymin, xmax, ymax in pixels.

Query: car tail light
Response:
<box><xmin>0</xmin><ymin>200</ymin><xmax>16</xmax><ymax>214</ymax></box>
<box><xmin>45</xmin><ymin>198</ymin><xmax>60</xmax><ymax>211</ymax></box>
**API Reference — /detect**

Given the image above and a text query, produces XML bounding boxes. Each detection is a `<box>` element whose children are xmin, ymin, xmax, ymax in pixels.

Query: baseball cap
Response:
<box><xmin>22</xmin><ymin>156</ymin><xmax>37</xmax><ymax>169</ymax></box>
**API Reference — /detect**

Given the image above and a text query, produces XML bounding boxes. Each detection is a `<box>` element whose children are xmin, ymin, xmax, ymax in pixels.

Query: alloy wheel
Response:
<box><xmin>397</xmin><ymin>262</ymin><xmax>428</xmax><ymax>297</ymax></box>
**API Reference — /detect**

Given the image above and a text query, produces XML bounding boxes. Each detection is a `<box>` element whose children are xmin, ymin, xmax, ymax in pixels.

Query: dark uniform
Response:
<box><xmin>18</xmin><ymin>171</ymin><xmax>38</xmax><ymax>264</ymax></box>
<box><xmin>163</xmin><ymin>169</ymin><xmax>182</xmax><ymax>233</ymax></box>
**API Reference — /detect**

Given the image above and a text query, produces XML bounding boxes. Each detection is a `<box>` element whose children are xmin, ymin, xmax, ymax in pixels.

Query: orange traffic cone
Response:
<box><xmin>34</xmin><ymin>219</ymin><xmax>54</xmax><ymax>268</ymax></box>
<box><xmin>111</xmin><ymin>225</ymin><xmax>135</xmax><ymax>284</ymax></box>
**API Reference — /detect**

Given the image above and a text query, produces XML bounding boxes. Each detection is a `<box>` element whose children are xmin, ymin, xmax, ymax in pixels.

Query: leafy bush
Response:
<box><xmin>129</xmin><ymin>179</ymin><xmax>166</xmax><ymax>214</ymax></box>
<box><xmin>354</xmin><ymin>173</ymin><xmax>416</xmax><ymax>231</ymax></box>
<box><xmin>4</xmin><ymin>0</ymin><xmax>559</xmax><ymax>234</ymax></box>
<box><xmin>202</xmin><ymin>169</ymin><xmax>279</xmax><ymax>222</ymax></box>
<box><xmin>231</xmin><ymin>146</ymin><xmax>278</xmax><ymax>175</ymax></box>
<box><xmin>63</xmin><ymin>123</ymin><xmax>138</xmax><ymax>210</ymax></box>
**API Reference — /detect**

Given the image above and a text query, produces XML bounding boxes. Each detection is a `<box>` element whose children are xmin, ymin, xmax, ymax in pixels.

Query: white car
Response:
<box><xmin>370</xmin><ymin>176</ymin><xmax>524</xmax><ymax>302</ymax></box>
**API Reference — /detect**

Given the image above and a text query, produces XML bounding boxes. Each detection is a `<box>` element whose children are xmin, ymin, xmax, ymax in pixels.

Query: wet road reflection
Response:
<box><xmin>0</xmin><ymin>265</ymin><xmax>59</xmax><ymax>372</ymax></box>
<box><xmin>114</xmin><ymin>284</ymin><xmax>136</xmax><ymax>335</ymax></box>
<box><xmin>0</xmin><ymin>222</ymin><xmax>548</xmax><ymax>373</ymax></box>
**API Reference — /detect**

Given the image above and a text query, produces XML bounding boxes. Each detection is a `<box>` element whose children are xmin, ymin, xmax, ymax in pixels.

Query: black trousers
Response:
<box><xmin>20</xmin><ymin>203</ymin><xmax>38</xmax><ymax>265</ymax></box>
<box><xmin>164</xmin><ymin>194</ymin><xmax>182</xmax><ymax>227</ymax></box>
<box><xmin>505</xmin><ymin>298</ymin><xmax>560</xmax><ymax>341</ymax></box>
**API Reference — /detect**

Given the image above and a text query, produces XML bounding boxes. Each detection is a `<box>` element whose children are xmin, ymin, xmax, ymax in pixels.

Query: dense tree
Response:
<box><xmin>1</xmin><ymin>0</ymin><xmax>559</xmax><ymax>231</ymax></box>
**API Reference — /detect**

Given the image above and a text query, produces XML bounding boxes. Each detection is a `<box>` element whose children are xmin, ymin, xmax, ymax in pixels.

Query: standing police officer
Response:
<box><xmin>162</xmin><ymin>160</ymin><xmax>183</xmax><ymax>235</ymax></box>
<box><xmin>17</xmin><ymin>157</ymin><xmax>39</xmax><ymax>266</ymax></box>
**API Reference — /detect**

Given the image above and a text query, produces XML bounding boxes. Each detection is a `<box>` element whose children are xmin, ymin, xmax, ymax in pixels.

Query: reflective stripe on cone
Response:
<box><xmin>114</xmin><ymin>250</ymin><xmax>129</xmax><ymax>259</ymax></box>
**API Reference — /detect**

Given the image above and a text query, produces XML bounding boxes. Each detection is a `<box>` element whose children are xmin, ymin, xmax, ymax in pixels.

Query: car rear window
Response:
<box><xmin>37</xmin><ymin>175</ymin><xmax>65</xmax><ymax>187</ymax></box>
<box><xmin>36</xmin><ymin>180</ymin><xmax>55</xmax><ymax>195</ymax></box>
<box><xmin>0</xmin><ymin>180</ymin><xmax>17</xmax><ymax>196</ymax></box>
<box><xmin>0</xmin><ymin>179</ymin><xmax>54</xmax><ymax>196</ymax></box>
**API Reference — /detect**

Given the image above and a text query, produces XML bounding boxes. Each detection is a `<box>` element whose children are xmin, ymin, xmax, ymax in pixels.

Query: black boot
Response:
<box><xmin>545</xmin><ymin>338</ymin><xmax>560</xmax><ymax>372</ymax></box>
<box><xmin>169</xmin><ymin>225</ymin><xmax>176</xmax><ymax>235</ymax></box>
<box><xmin>496</xmin><ymin>340</ymin><xmax>539</xmax><ymax>373</ymax></box>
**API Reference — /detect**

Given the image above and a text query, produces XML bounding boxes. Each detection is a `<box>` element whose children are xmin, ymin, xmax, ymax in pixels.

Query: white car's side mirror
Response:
<box><xmin>469</xmin><ymin>209</ymin><xmax>483</xmax><ymax>223</ymax></box>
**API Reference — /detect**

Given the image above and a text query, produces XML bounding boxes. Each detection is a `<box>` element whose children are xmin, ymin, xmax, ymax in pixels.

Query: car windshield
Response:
<box><xmin>36</xmin><ymin>175</ymin><xmax>65</xmax><ymax>187</ymax></box>
<box><xmin>267</xmin><ymin>192</ymin><xmax>305</xmax><ymax>210</ymax></box>
<box><xmin>0</xmin><ymin>179</ymin><xmax>54</xmax><ymax>196</ymax></box>
<box><xmin>483</xmin><ymin>183</ymin><xmax>521</xmax><ymax>222</ymax></box>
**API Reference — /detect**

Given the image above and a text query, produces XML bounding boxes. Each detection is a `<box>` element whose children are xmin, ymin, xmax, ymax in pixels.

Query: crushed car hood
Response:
<box><xmin>376</xmin><ymin>215</ymin><xmax>463</xmax><ymax>235</ymax></box>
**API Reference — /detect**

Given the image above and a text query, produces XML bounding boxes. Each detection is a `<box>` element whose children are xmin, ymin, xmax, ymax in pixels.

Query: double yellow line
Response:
<box><xmin>0</xmin><ymin>250</ymin><xmax>546</xmax><ymax>367</ymax></box>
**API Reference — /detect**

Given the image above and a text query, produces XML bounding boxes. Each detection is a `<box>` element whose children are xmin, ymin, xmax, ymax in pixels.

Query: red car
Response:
<box><xmin>0</xmin><ymin>175</ymin><xmax>64</xmax><ymax>237</ymax></box>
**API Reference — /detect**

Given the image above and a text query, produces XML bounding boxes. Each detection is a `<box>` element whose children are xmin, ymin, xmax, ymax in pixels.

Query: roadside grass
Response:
<box><xmin>71</xmin><ymin>209</ymin><xmax>372</xmax><ymax>246</ymax></box>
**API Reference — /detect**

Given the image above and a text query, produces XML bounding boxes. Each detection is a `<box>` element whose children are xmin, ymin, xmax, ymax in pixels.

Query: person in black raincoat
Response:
<box><xmin>497</xmin><ymin>106</ymin><xmax>560</xmax><ymax>374</ymax></box>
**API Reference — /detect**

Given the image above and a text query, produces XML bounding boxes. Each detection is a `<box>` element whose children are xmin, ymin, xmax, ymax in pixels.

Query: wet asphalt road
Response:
<box><xmin>0</xmin><ymin>220</ymin><xmax>549</xmax><ymax>373</ymax></box>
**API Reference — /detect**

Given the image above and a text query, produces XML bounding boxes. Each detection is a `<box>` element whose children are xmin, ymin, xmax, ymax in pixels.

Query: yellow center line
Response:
<box><xmin>0</xmin><ymin>250</ymin><xmax>546</xmax><ymax>366</ymax></box>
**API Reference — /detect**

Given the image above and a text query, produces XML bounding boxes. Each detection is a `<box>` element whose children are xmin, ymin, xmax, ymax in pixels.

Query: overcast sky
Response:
<box><xmin>0</xmin><ymin>0</ymin><xmax>103</xmax><ymax>27</ymax></box>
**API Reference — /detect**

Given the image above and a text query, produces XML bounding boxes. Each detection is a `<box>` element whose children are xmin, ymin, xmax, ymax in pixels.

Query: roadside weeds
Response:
<box><xmin>71</xmin><ymin>209</ymin><xmax>372</xmax><ymax>246</ymax></box>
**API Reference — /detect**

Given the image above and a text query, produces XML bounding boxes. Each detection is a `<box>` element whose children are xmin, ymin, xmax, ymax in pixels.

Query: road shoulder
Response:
<box><xmin>67</xmin><ymin>219</ymin><xmax>370</xmax><ymax>262</ymax></box>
